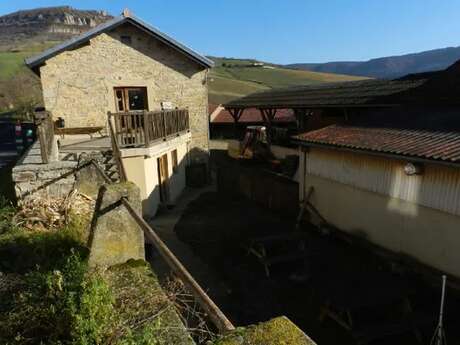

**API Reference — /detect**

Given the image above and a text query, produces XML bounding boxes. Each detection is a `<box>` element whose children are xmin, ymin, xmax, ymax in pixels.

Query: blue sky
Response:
<box><xmin>1</xmin><ymin>0</ymin><xmax>460</xmax><ymax>64</ymax></box>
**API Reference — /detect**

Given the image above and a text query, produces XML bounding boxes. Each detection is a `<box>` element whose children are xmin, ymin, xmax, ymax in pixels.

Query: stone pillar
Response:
<box><xmin>88</xmin><ymin>182</ymin><xmax>145</xmax><ymax>267</ymax></box>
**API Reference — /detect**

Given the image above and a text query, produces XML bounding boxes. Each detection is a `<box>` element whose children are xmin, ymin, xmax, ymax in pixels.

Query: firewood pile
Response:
<box><xmin>12</xmin><ymin>190</ymin><xmax>95</xmax><ymax>231</ymax></box>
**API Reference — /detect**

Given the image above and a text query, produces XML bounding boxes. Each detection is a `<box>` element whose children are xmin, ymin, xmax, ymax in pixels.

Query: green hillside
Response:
<box><xmin>0</xmin><ymin>52</ymin><xmax>30</xmax><ymax>79</ymax></box>
<box><xmin>208</xmin><ymin>57</ymin><xmax>368</xmax><ymax>104</ymax></box>
<box><xmin>0</xmin><ymin>42</ymin><xmax>60</xmax><ymax>79</ymax></box>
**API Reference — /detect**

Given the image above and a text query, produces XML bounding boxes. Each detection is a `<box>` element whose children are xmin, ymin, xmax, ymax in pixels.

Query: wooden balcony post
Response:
<box><xmin>144</xmin><ymin>110</ymin><xmax>150</xmax><ymax>147</ymax></box>
<box><xmin>162</xmin><ymin>111</ymin><xmax>167</xmax><ymax>139</ymax></box>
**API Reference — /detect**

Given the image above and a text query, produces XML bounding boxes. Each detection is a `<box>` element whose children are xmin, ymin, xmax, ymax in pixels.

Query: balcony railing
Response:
<box><xmin>109</xmin><ymin>109</ymin><xmax>190</xmax><ymax>148</ymax></box>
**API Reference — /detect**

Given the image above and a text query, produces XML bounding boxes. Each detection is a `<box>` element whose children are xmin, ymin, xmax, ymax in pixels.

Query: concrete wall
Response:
<box><xmin>39</xmin><ymin>23</ymin><xmax>209</xmax><ymax>163</ymax></box>
<box><xmin>301</xmin><ymin>147</ymin><xmax>460</xmax><ymax>278</ymax></box>
<box><xmin>122</xmin><ymin>134</ymin><xmax>189</xmax><ymax>217</ymax></box>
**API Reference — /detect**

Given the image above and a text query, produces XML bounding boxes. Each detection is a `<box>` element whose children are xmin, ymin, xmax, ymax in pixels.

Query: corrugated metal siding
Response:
<box><xmin>306</xmin><ymin>148</ymin><xmax>460</xmax><ymax>216</ymax></box>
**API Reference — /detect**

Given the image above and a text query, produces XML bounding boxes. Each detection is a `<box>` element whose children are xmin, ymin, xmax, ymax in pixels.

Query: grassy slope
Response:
<box><xmin>0</xmin><ymin>42</ymin><xmax>59</xmax><ymax>80</ymax></box>
<box><xmin>208</xmin><ymin>58</ymin><xmax>367</xmax><ymax>104</ymax></box>
<box><xmin>0</xmin><ymin>52</ymin><xmax>30</xmax><ymax>79</ymax></box>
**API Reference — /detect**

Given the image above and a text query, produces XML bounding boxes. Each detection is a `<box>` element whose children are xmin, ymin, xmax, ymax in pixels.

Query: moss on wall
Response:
<box><xmin>214</xmin><ymin>316</ymin><xmax>316</xmax><ymax>345</ymax></box>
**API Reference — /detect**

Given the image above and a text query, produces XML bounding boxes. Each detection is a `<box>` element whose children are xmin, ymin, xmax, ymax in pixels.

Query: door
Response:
<box><xmin>114</xmin><ymin>87</ymin><xmax>149</xmax><ymax>145</ymax></box>
<box><xmin>157</xmin><ymin>154</ymin><xmax>169</xmax><ymax>203</ymax></box>
<box><xmin>114</xmin><ymin>87</ymin><xmax>148</xmax><ymax>112</ymax></box>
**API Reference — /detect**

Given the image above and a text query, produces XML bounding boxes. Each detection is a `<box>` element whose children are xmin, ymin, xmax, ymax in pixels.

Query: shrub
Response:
<box><xmin>0</xmin><ymin>252</ymin><xmax>115</xmax><ymax>345</ymax></box>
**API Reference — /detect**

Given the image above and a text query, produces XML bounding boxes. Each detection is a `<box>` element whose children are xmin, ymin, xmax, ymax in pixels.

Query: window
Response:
<box><xmin>171</xmin><ymin>149</ymin><xmax>178</xmax><ymax>174</ymax></box>
<box><xmin>114</xmin><ymin>87</ymin><xmax>148</xmax><ymax>112</ymax></box>
<box><xmin>120</xmin><ymin>35</ymin><xmax>132</xmax><ymax>45</ymax></box>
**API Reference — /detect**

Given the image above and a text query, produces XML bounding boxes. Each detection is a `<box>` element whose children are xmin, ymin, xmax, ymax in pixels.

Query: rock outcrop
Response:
<box><xmin>0</xmin><ymin>6</ymin><xmax>112</xmax><ymax>49</ymax></box>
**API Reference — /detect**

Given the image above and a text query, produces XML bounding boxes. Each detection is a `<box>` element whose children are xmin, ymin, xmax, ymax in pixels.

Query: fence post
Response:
<box><xmin>37</xmin><ymin>124</ymin><xmax>49</xmax><ymax>164</ymax></box>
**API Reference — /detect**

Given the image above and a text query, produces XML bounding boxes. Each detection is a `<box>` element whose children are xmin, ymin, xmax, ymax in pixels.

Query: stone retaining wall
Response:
<box><xmin>13</xmin><ymin>141</ymin><xmax>77</xmax><ymax>200</ymax></box>
<box><xmin>12</xmin><ymin>140</ymin><xmax>109</xmax><ymax>200</ymax></box>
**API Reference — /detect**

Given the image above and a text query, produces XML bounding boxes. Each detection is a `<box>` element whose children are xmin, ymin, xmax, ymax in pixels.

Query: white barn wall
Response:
<box><xmin>305</xmin><ymin>148</ymin><xmax>460</xmax><ymax>217</ymax></box>
<box><xmin>302</xmin><ymin>147</ymin><xmax>460</xmax><ymax>277</ymax></box>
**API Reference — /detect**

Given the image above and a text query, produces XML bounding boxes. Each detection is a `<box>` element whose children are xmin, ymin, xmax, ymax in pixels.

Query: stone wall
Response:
<box><xmin>13</xmin><ymin>140</ymin><xmax>109</xmax><ymax>201</ymax></box>
<box><xmin>39</xmin><ymin>23</ymin><xmax>210</xmax><ymax>163</ymax></box>
<box><xmin>12</xmin><ymin>141</ymin><xmax>77</xmax><ymax>200</ymax></box>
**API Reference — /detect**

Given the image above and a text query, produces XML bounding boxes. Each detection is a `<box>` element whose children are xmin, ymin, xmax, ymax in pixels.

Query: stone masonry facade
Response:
<box><xmin>39</xmin><ymin>23</ymin><xmax>210</xmax><ymax>163</ymax></box>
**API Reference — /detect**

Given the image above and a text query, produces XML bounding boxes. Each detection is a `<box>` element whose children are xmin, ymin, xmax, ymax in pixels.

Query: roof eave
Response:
<box><xmin>292</xmin><ymin>139</ymin><xmax>460</xmax><ymax>169</ymax></box>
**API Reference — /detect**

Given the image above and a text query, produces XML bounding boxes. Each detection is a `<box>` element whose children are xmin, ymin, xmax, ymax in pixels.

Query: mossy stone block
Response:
<box><xmin>88</xmin><ymin>182</ymin><xmax>145</xmax><ymax>267</ymax></box>
<box><xmin>215</xmin><ymin>316</ymin><xmax>316</xmax><ymax>345</ymax></box>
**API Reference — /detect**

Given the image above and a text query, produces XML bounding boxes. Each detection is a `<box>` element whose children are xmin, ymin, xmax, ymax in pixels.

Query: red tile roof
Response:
<box><xmin>210</xmin><ymin>105</ymin><xmax>296</xmax><ymax>124</ymax></box>
<box><xmin>294</xmin><ymin>125</ymin><xmax>460</xmax><ymax>164</ymax></box>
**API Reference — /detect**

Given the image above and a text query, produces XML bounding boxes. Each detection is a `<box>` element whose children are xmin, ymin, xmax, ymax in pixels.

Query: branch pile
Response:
<box><xmin>12</xmin><ymin>190</ymin><xmax>95</xmax><ymax>231</ymax></box>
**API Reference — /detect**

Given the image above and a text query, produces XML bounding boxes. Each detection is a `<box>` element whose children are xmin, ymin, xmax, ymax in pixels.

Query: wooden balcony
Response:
<box><xmin>109</xmin><ymin>109</ymin><xmax>190</xmax><ymax>148</ymax></box>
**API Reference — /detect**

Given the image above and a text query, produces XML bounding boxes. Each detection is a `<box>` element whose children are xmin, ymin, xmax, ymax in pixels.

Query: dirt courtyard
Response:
<box><xmin>172</xmin><ymin>191</ymin><xmax>459</xmax><ymax>345</ymax></box>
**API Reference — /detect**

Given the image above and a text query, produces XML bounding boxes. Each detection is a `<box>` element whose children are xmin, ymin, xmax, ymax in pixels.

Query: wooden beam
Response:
<box><xmin>228</xmin><ymin>108</ymin><xmax>244</xmax><ymax>123</ymax></box>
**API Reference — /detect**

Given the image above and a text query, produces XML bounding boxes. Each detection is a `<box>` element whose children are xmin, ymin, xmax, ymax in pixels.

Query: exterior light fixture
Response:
<box><xmin>404</xmin><ymin>162</ymin><xmax>423</xmax><ymax>176</ymax></box>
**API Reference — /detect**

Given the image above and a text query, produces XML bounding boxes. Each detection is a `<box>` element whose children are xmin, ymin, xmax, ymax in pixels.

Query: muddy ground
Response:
<box><xmin>174</xmin><ymin>191</ymin><xmax>459</xmax><ymax>345</ymax></box>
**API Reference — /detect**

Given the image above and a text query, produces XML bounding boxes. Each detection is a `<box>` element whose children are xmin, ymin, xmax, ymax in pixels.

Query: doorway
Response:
<box><xmin>114</xmin><ymin>87</ymin><xmax>148</xmax><ymax>112</ymax></box>
<box><xmin>157</xmin><ymin>154</ymin><xmax>169</xmax><ymax>203</ymax></box>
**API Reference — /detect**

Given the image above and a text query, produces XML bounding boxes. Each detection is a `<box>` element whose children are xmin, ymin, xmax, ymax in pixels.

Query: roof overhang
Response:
<box><xmin>292</xmin><ymin>135</ymin><xmax>460</xmax><ymax>169</ymax></box>
<box><xmin>25</xmin><ymin>12</ymin><xmax>214</xmax><ymax>71</ymax></box>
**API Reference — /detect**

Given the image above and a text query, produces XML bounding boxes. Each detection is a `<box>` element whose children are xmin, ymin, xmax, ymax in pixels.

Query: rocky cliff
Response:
<box><xmin>0</xmin><ymin>6</ymin><xmax>112</xmax><ymax>50</ymax></box>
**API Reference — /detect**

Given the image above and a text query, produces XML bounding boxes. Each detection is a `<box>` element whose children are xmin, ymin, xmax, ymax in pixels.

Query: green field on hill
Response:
<box><xmin>0</xmin><ymin>42</ymin><xmax>60</xmax><ymax>80</ymax></box>
<box><xmin>0</xmin><ymin>52</ymin><xmax>30</xmax><ymax>79</ymax></box>
<box><xmin>208</xmin><ymin>57</ymin><xmax>367</xmax><ymax>104</ymax></box>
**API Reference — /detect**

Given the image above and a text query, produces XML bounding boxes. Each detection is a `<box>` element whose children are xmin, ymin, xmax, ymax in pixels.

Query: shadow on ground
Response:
<box><xmin>174</xmin><ymin>191</ymin><xmax>459</xmax><ymax>345</ymax></box>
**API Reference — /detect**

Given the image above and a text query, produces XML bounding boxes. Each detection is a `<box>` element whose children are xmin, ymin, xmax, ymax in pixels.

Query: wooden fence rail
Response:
<box><xmin>34</xmin><ymin>111</ymin><xmax>54</xmax><ymax>164</ymax></box>
<box><xmin>109</xmin><ymin>109</ymin><xmax>190</xmax><ymax>148</ymax></box>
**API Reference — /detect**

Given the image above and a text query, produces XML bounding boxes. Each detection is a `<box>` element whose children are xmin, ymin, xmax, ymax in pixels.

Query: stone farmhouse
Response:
<box><xmin>19</xmin><ymin>9</ymin><xmax>214</xmax><ymax>217</ymax></box>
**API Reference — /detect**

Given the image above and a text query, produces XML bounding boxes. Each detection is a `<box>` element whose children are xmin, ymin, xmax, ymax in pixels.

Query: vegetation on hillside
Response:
<box><xmin>0</xmin><ymin>43</ymin><xmax>49</xmax><ymax>115</ymax></box>
<box><xmin>208</xmin><ymin>57</ymin><xmax>367</xmax><ymax>104</ymax></box>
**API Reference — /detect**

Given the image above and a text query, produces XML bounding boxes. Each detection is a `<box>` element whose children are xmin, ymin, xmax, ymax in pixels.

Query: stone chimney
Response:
<box><xmin>122</xmin><ymin>8</ymin><xmax>131</xmax><ymax>17</ymax></box>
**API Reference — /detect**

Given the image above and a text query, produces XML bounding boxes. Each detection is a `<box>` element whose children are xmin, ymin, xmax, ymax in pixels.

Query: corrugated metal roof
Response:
<box><xmin>294</xmin><ymin>125</ymin><xmax>460</xmax><ymax>164</ymax></box>
<box><xmin>224</xmin><ymin>79</ymin><xmax>426</xmax><ymax>109</ymax></box>
<box><xmin>25</xmin><ymin>12</ymin><xmax>214</xmax><ymax>69</ymax></box>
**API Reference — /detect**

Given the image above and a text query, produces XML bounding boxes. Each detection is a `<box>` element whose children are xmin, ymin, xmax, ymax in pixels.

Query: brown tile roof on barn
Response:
<box><xmin>293</xmin><ymin>125</ymin><xmax>460</xmax><ymax>164</ymax></box>
<box><xmin>224</xmin><ymin>78</ymin><xmax>427</xmax><ymax>109</ymax></box>
<box><xmin>209</xmin><ymin>105</ymin><xmax>296</xmax><ymax>123</ymax></box>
